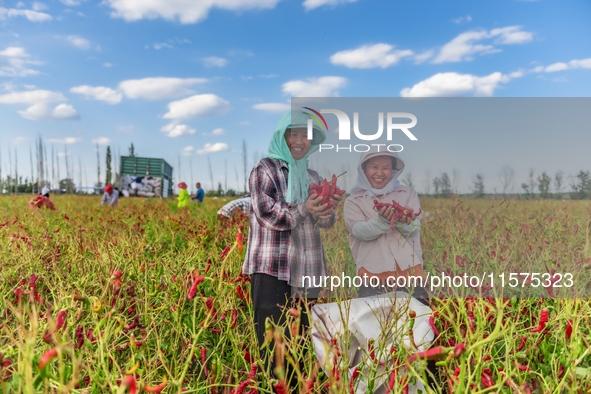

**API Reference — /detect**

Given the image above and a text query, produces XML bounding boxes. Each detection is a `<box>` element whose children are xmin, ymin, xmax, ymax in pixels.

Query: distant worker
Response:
<box><xmin>101</xmin><ymin>184</ymin><xmax>120</xmax><ymax>207</ymax></box>
<box><xmin>217</xmin><ymin>196</ymin><xmax>251</xmax><ymax>220</ymax></box>
<box><xmin>191</xmin><ymin>182</ymin><xmax>205</xmax><ymax>203</ymax></box>
<box><xmin>41</xmin><ymin>187</ymin><xmax>50</xmax><ymax>198</ymax></box>
<box><xmin>177</xmin><ymin>182</ymin><xmax>190</xmax><ymax>208</ymax></box>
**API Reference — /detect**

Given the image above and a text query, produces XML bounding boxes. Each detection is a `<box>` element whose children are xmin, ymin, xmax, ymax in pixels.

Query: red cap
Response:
<box><xmin>105</xmin><ymin>184</ymin><xmax>113</xmax><ymax>193</ymax></box>
<box><xmin>178</xmin><ymin>182</ymin><xmax>187</xmax><ymax>189</ymax></box>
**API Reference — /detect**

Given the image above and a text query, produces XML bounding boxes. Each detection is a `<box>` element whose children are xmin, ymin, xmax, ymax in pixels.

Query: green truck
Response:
<box><xmin>118</xmin><ymin>156</ymin><xmax>173</xmax><ymax>198</ymax></box>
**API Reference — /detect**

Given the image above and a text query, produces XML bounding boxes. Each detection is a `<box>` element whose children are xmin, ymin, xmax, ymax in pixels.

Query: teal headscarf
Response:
<box><xmin>267</xmin><ymin>110</ymin><xmax>327</xmax><ymax>203</ymax></box>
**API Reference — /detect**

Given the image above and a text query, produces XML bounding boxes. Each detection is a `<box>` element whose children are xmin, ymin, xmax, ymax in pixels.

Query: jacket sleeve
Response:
<box><xmin>249</xmin><ymin>162</ymin><xmax>307</xmax><ymax>232</ymax></box>
<box><xmin>344</xmin><ymin>197</ymin><xmax>391</xmax><ymax>241</ymax></box>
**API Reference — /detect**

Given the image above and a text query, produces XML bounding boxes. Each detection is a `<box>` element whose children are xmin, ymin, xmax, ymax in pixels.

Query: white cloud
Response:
<box><xmin>92</xmin><ymin>137</ymin><xmax>111</xmax><ymax>145</ymax></box>
<box><xmin>0</xmin><ymin>89</ymin><xmax>77</xmax><ymax>120</ymax></box>
<box><xmin>70</xmin><ymin>85</ymin><xmax>123</xmax><ymax>104</ymax></box>
<box><xmin>66</xmin><ymin>35</ymin><xmax>91</xmax><ymax>49</ymax></box>
<box><xmin>18</xmin><ymin>103</ymin><xmax>78</xmax><ymax>120</ymax></box>
<box><xmin>105</xmin><ymin>0</ymin><xmax>280</xmax><ymax>24</ymax></box>
<box><xmin>118</xmin><ymin>77</ymin><xmax>207</xmax><ymax>100</ymax></box>
<box><xmin>32</xmin><ymin>2</ymin><xmax>48</xmax><ymax>11</ymax></box>
<box><xmin>239</xmin><ymin>121</ymin><xmax>249</xmax><ymax>126</ymax></box>
<box><xmin>253</xmin><ymin>102</ymin><xmax>290</xmax><ymax>112</ymax></box>
<box><xmin>541</xmin><ymin>58</ymin><xmax>591</xmax><ymax>73</ymax></box>
<box><xmin>0</xmin><ymin>46</ymin><xmax>41</xmax><ymax>76</ymax></box>
<box><xmin>433</xmin><ymin>26</ymin><xmax>533</xmax><ymax>63</ymax></box>
<box><xmin>451</xmin><ymin>15</ymin><xmax>472</xmax><ymax>24</ymax></box>
<box><xmin>163</xmin><ymin>94</ymin><xmax>230</xmax><ymax>120</ymax></box>
<box><xmin>282</xmin><ymin>76</ymin><xmax>347</xmax><ymax>97</ymax></box>
<box><xmin>160</xmin><ymin>121</ymin><xmax>197</xmax><ymax>137</ymax></box>
<box><xmin>330</xmin><ymin>43</ymin><xmax>413</xmax><ymax>69</ymax></box>
<box><xmin>60</xmin><ymin>0</ymin><xmax>82</xmax><ymax>5</ymax></box>
<box><xmin>400</xmin><ymin>71</ymin><xmax>519</xmax><ymax>97</ymax></box>
<box><xmin>202</xmin><ymin>56</ymin><xmax>228</xmax><ymax>68</ymax></box>
<box><xmin>0</xmin><ymin>7</ymin><xmax>52</xmax><ymax>21</ymax></box>
<box><xmin>102</xmin><ymin>62</ymin><xmax>113</xmax><ymax>67</ymax></box>
<box><xmin>0</xmin><ymin>89</ymin><xmax>65</xmax><ymax>104</ymax></box>
<box><xmin>46</xmin><ymin>137</ymin><xmax>81</xmax><ymax>144</ymax></box>
<box><xmin>414</xmin><ymin>49</ymin><xmax>434</xmax><ymax>64</ymax></box>
<box><xmin>303</xmin><ymin>0</ymin><xmax>357</xmax><ymax>11</ymax></box>
<box><xmin>181</xmin><ymin>146</ymin><xmax>194</xmax><ymax>155</ymax></box>
<box><xmin>212</xmin><ymin>128</ymin><xmax>225</xmax><ymax>135</ymax></box>
<box><xmin>491</xmin><ymin>26</ymin><xmax>533</xmax><ymax>44</ymax></box>
<box><xmin>196</xmin><ymin>142</ymin><xmax>229</xmax><ymax>155</ymax></box>
<box><xmin>154</xmin><ymin>42</ymin><xmax>173</xmax><ymax>50</ymax></box>
<box><xmin>13</xmin><ymin>136</ymin><xmax>27</xmax><ymax>144</ymax></box>
<box><xmin>57</xmin><ymin>152</ymin><xmax>70</xmax><ymax>157</ymax></box>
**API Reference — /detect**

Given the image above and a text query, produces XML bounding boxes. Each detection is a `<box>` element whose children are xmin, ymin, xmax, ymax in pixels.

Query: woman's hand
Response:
<box><xmin>306</xmin><ymin>193</ymin><xmax>332</xmax><ymax>219</ymax></box>
<box><xmin>378</xmin><ymin>206</ymin><xmax>417</xmax><ymax>225</ymax></box>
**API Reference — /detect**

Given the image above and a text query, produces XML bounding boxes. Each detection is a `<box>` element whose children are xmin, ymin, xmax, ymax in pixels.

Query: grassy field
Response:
<box><xmin>1</xmin><ymin>195</ymin><xmax>590</xmax><ymax>393</ymax></box>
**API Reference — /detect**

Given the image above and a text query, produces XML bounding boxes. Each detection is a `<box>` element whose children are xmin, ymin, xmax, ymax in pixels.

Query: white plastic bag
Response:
<box><xmin>311</xmin><ymin>292</ymin><xmax>434</xmax><ymax>394</ymax></box>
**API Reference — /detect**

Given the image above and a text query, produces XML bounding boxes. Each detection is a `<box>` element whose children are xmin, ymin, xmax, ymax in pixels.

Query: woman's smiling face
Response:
<box><xmin>363</xmin><ymin>155</ymin><xmax>394</xmax><ymax>189</ymax></box>
<box><xmin>284</xmin><ymin>127</ymin><xmax>311</xmax><ymax>160</ymax></box>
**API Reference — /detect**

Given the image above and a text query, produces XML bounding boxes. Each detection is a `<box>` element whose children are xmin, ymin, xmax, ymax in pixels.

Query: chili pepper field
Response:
<box><xmin>1</xmin><ymin>195</ymin><xmax>591</xmax><ymax>393</ymax></box>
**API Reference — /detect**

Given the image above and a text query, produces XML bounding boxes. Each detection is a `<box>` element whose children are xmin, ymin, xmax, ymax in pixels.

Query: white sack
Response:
<box><xmin>311</xmin><ymin>292</ymin><xmax>434</xmax><ymax>394</ymax></box>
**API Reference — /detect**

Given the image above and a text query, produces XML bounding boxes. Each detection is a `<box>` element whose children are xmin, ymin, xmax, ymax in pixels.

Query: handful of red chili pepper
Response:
<box><xmin>309</xmin><ymin>172</ymin><xmax>346</xmax><ymax>208</ymax></box>
<box><xmin>373</xmin><ymin>199</ymin><xmax>421</xmax><ymax>230</ymax></box>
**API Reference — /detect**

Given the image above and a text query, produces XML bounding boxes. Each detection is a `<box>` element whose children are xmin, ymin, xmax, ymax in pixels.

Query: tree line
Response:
<box><xmin>401</xmin><ymin>165</ymin><xmax>591</xmax><ymax>200</ymax></box>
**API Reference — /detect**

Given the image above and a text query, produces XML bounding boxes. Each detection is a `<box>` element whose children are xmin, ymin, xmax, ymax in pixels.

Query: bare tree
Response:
<box><xmin>554</xmin><ymin>170</ymin><xmax>564</xmax><ymax>196</ymax></box>
<box><xmin>8</xmin><ymin>146</ymin><xmax>12</xmax><ymax>194</ymax></box>
<box><xmin>472</xmin><ymin>173</ymin><xmax>485</xmax><ymax>198</ymax></box>
<box><xmin>207</xmin><ymin>155</ymin><xmax>214</xmax><ymax>191</ymax></box>
<box><xmin>55</xmin><ymin>146</ymin><xmax>60</xmax><ymax>190</ymax></box>
<box><xmin>51</xmin><ymin>144</ymin><xmax>55</xmax><ymax>190</ymax></box>
<box><xmin>29</xmin><ymin>144</ymin><xmax>34</xmax><ymax>194</ymax></box>
<box><xmin>79</xmin><ymin>156</ymin><xmax>83</xmax><ymax>190</ymax></box>
<box><xmin>424</xmin><ymin>169</ymin><xmax>432</xmax><ymax>195</ymax></box>
<box><xmin>452</xmin><ymin>168</ymin><xmax>460</xmax><ymax>193</ymax></box>
<box><xmin>402</xmin><ymin>171</ymin><xmax>414</xmax><ymax>189</ymax></box>
<box><xmin>224</xmin><ymin>158</ymin><xmax>227</xmax><ymax>194</ymax></box>
<box><xmin>498</xmin><ymin>165</ymin><xmax>514</xmax><ymax>195</ymax></box>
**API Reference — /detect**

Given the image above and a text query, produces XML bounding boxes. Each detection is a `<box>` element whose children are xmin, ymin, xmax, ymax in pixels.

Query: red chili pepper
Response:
<box><xmin>273</xmin><ymin>380</ymin><xmax>288</xmax><ymax>394</ymax></box>
<box><xmin>453</xmin><ymin>343</ymin><xmax>466</xmax><ymax>358</ymax></box>
<box><xmin>247</xmin><ymin>363</ymin><xmax>257</xmax><ymax>380</ymax></box>
<box><xmin>558</xmin><ymin>364</ymin><xmax>565</xmax><ymax>378</ymax></box>
<box><xmin>387</xmin><ymin>368</ymin><xmax>396</xmax><ymax>393</ymax></box>
<box><xmin>219</xmin><ymin>245</ymin><xmax>231</xmax><ymax>259</ymax></box>
<box><xmin>480</xmin><ymin>368</ymin><xmax>493</xmax><ymax>388</ymax></box>
<box><xmin>55</xmin><ymin>310</ymin><xmax>68</xmax><ymax>331</ymax></box>
<box><xmin>201</xmin><ymin>347</ymin><xmax>208</xmax><ymax>376</ymax></box>
<box><xmin>231</xmin><ymin>309</ymin><xmax>238</xmax><ymax>329</ymax></box>
<box><xmin>429</xmin><ymin>316</ymin><xmax>440</xmax><ymax>337</ymax></box>
<box><xmin>566</xmin><ymin>319</ymin><xmax>573</xmax><ymax>340</ymax></box>
<box><xmin>74</xmin><ymin>325</ymin><xmax>84</xmax><ymax>349</ymax></box>
<box><xmin>514</xmin><ymin>336</ymin><xmax>526</xmax><ymax>352</ymax></box>
<box><xmin>407</xmin><ymin>346</ymin><xmax>445</xmax><ymax>364</ymax></box>
<box><xmin>530</xmin><ymin>309</ymin><xmax>549</xmax><ymax>332</ymax></box>
<box><xmin>38</xmin><ymin>348</ymin><xmax>58</xmax><ymax>370</ymax></box>
<box><xmin>188</xmin><ymin>276</ymin><xmax>205</xmax><ymax>300</ymax></box>
<box><xmin>121</xmin><ymin>375</ymin><xmax>138</xmax><ymax>394</ymax></box>
<box><xmin>205</xmin><ymin>259</ymin><xmax>212</xmax><ymax>274</ymax></box>
<box><xmin>515</xmin><ymin>362</ymin><xmax>531</xmax><ymax>371</ymax></box>
<box><xmin>143</xmin><ymin>377</ymin><xmax>167</xmax><ymax>393</ymax></box>
<box><xmin>236</xmin><ymin>232</ymin><xmax>244</xmax><ymax>254</ymax></box>
<box><xmin>236</xmin><ymin>285</ymin><xmax>245</xmax><ymax>300</ymax></box>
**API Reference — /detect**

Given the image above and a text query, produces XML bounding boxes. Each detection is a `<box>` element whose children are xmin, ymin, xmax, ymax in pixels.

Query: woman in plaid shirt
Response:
<box><xmin>242</xmin><ymin>110</ymin><xmax>342</xmax><ymax>389</ymax></box>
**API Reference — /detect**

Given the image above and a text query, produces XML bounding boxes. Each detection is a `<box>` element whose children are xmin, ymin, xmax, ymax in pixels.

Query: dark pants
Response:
<box><xmin>251</xmin><ymin>273</ymin><xmax>314</xmax><ymax>392</ymax></box>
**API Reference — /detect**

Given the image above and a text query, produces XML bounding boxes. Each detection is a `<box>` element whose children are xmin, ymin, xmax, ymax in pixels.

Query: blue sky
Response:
<box><xmin>1</xmin><ymin>0</ymin><xmax>590</xmax><ymax>193</ymax></box>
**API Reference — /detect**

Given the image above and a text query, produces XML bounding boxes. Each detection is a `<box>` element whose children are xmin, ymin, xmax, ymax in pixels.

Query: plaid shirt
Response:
<box><xmin>217</xmin><ymin>197</ymin><xmax>250</xmax><ymax>217</ymax></box>
<box><xmin>242</xmin><ymin>158</ymin><xmax>335</xmax><ymax>288</ymax></box>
